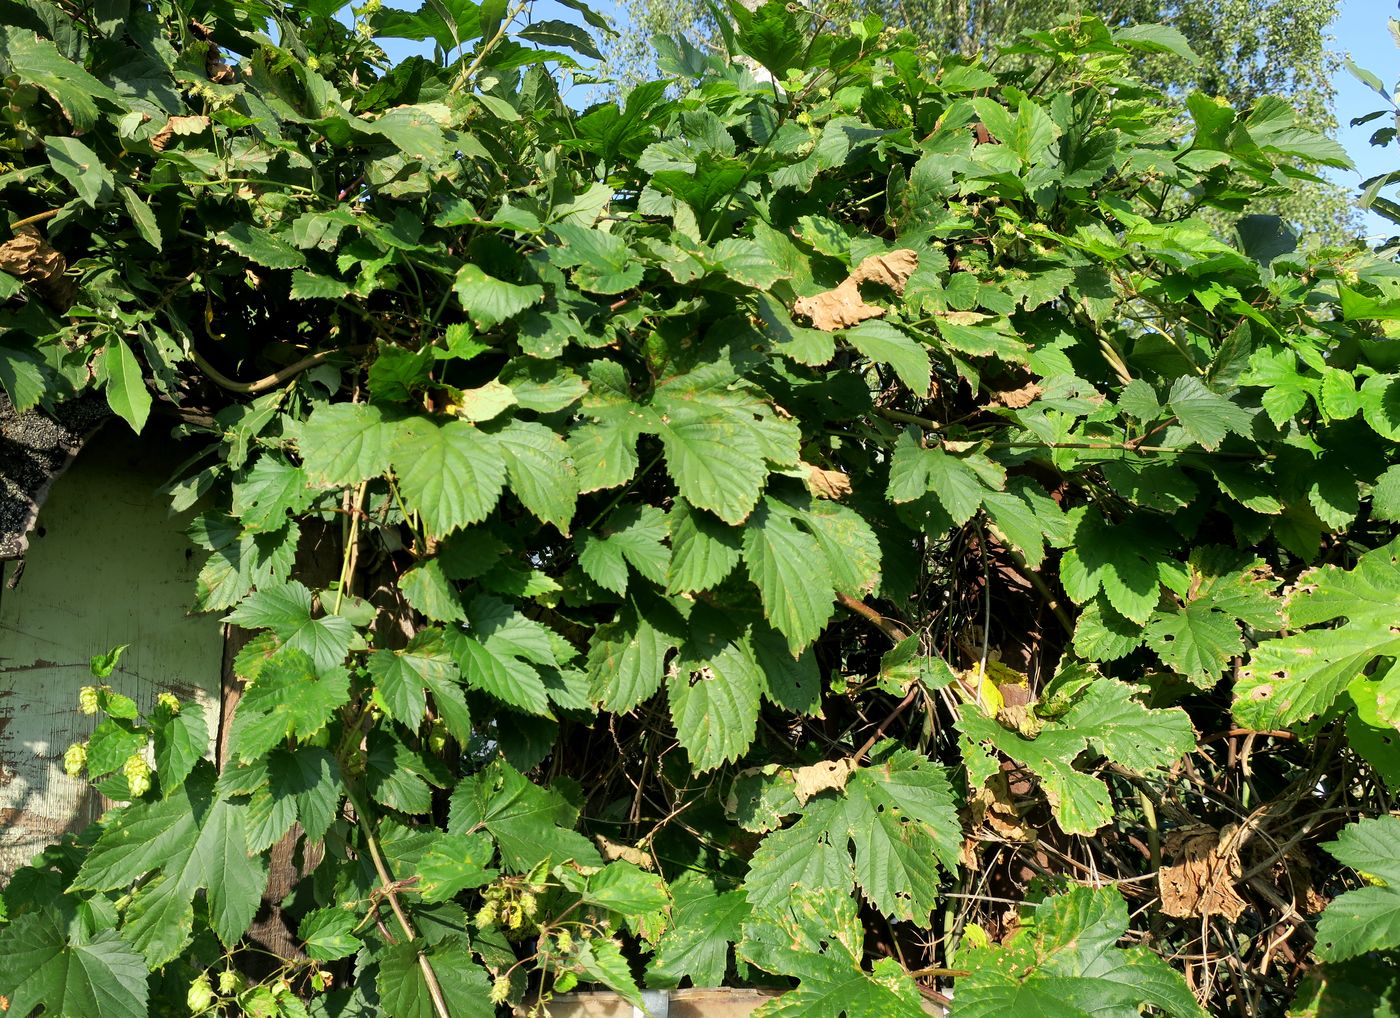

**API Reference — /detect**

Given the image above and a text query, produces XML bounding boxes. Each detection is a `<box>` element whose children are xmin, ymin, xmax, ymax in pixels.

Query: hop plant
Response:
<box><xmin>77</xmin><ymin>686</ymin><xmax>98</xmax><ymax>715</ymax></box>
<box><xmin>217</xmin><ymin>969</ymin><xmax>241</xmax><ymax>994</ymax></box>
<box><xmin>122</xmin><ymin>754</ymin><xmax>151</xmax><ymax>798</ymax></box>
<box><xmin>489</xmin><ymin>975</ymin><xmax>511</xmax><ymax>1005</ymax></box>
<box><xmin>62</xmin><ymin>742</ymin><xmax>87</xmax><ymax>777</ymax></box>
<box><xmin>156</xmin><ymin>692</ymin><xmax>181</xmax><ymax>713</ymax></box>
<box><xmin>186</xmin><ymin>974</ymin><xmax>214</xmax><ymax>1013</ymax></box>
<box><xmin>554</xmin><ymin>929</ymin><xmax>573</xmax><ymax>954</ymax></box>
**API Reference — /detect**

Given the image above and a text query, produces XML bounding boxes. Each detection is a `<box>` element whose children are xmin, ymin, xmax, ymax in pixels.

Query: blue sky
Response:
<box><xmin>1330</xmin><ymin>0</ymin><xmax>1399</xmax><ymax>238</ymax></box>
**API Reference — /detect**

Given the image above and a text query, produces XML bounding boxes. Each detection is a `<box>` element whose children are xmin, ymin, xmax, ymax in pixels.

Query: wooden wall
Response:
<box><xmin>0</xmin><ymin>425</ymin><xmax>223</xmax><ymax>879</ymax></box>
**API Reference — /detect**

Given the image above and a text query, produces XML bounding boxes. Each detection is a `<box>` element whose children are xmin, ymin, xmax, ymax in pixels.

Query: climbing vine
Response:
<box><xmin>0</xmin><ymin>1</ymin><xmax>1398</xmax><ymax>1016</ymax></box>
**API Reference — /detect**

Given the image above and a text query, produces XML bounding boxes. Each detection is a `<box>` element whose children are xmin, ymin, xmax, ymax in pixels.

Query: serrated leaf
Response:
<box><xmin>3</xmin><ymin>30</ymin><xmax>122</xmax><ymax>130</ymax></box>
<box><xmin>667</xmin><ymin>499</ymin><xmax>742</xmax><ymax>593</ymax></box>
<box><xmin>0</xmin><ymin>341</ymin><xmax>46</xmax><ymax>411</ymax></box>
<box><xmin>1373</xmin><ymin>464</ymin><xmax>1400</xmax><ymax>522</ymax></box>
<box><xmin>519</xmin><ymin>18</ymin><xmax>604</xmax><ymax>59</ymax></box>
<box><xmin>270</xmin><ymin>747</ymin><xmax>341</xmax><ymax>844</ymax></box>
<box><xmin>416</xmin><ymin>831</ymin><xmax>497</xmax><ymax>901</ymax></box>
<box><xmin>1145</xmin><ymin>548</ymin><xmax>1279</xmax><ymax>684</ymax></box>
<box><xmin>573</xmin><ymin>860</ymin><xmax>670</xmax><ymax>916</ymax></box>
<box><xmin>550</xmin><ymin>221</ymin><xmax>642</xmax><ymax>293</ymax></box>
<box><xmin>151</xmin><ymin>701</ymin><xmax>208</xmax><ymax>792</ymax></box>
<box><xmin>218</xmin><ymin>222</ymin><xmax>306</xmax><ymax>269</ymax></box>
<box><xmin>0</xmin><ymin>913</ymin><xmax>149</xmax><ymax>1018</ymax></box>
<box><xmin>742</xmin><ymin>498</ymin><xmax>835</xmax><ymax>653</ymax></box>
<box><xmin>494</xmin><ymin>419</ymin><xmax>578</xmax><ymax>532</ymax></box>
<box><xmin>1118</xmin><ymin>378</ymin><xmax>1161</xmax><ymax>420</ymax></box>
<box><xmin>653</xmin><ymin>409</ymin><xmax>766</xmax><ymax>524</ymax></box>
<box><xmin>569</xmin><ymin>419</ymin><xmax>642</xmax><ymax>493</ymax></box>
<box><xmin>1236</xmin><ymin>538</ymin><xmax>1400</xmax><ymax>728</ymax></box>
<box><xmin>650</xmin><ymin>368</ymin><xmax>796</xmax><ymax>524</ymax></box>
<box><xmin>453</xmin><ymin>264</ymin><xmax>543</xmax><ymax>329</ymax></box>
<box><xmin>231</xmin><ymin>456</ymin><xmax>314</xmax><ymax>532</ymax></box>
<box><xmin>377</xmin><ymin>937</ymin><xmax>494</xmax><ymax>1018</ymax></box>
<box><xmin>648</xmin><ymin>873</ymin><xmax>750</xmax><ymax>988</ymax></box>
<box><xmin>1145</xmin><ymin>603</ymin><xmax>1240</xmax><ymax>682</ymax></box>
<box><xmin>841</xmin><ymin>745</ymin><xmax>961</xmax><ymax>922</ymax></box>
<box><xmin>1166</xmin><ymin>375</ymin><xmax>1253</xmax><ymax>450</ymax></box>
<box><xmin>1316</xmin><ymin>816</ymin><xmax>1400</xmax><ymax>961</ymax></box>
<box><xmin>299</xmin><ymin>908</ymin><xmax>363</xmax><ymax>962</ymax></box>
<box><xmin>958</xmin><ymin>681</ymin><xmax>1195</xmax><ymax>835</ymax></box>
<box><xmin>119</xmin><ymin>185</ymin><xmax>162</xmax><ymax>250</ymax></box>
<box><xmin>886</xmin><ymin>429</ymin><xmax>1000</xmax><ymax>525</ymax></box>
<box><xmin>400</xmin><ymin>558</ymin><xmax>465</xmax><ymax>623</ymax></box>
<box><xmin>299</xmin><ymin>402</ymin><xmax>394</xmax><ymax>487</ymax></box>
<box><xmin>392</xmin><ymin>417</ymin><xmax>507</xmax><ymax>537</ymax></box>
<box><xmin>193</xmin><ymin>796</ymin><xmax>268</xmax><ymax>947</ymax></box>
<box><xmin>1058</xmin><ymin>510</ymin><xmax>1177</xmax><ymax>624</ymax></box>
<box><xmin>289</xmin><ymin>270</ymin><xmax>352</xmax><ymax>299</ymax></box>
<box><xmin>87</xmin><ymin>718</ymin><xmax>147</xmax><ymax>777</ymax></box>
<box><xmin>743</xmin><ymin>743</ymin><xmax>958</xmax><ymax>923</ymax></box>
<box><xmin>951</xmin><ymin>886</ymin><xmax>1202</xmax><ymax>1018</ymax></box>
<box><xmin>226</xmin><ymin>581</ymin><xmax>357</xmax><ymax>672</ymax></box>
<box><xmin>572</xmin><ymin>937</ymin><xmax>644</xmax><ymax>1006</ymax></box>
<box><xmin>739</xmin><ymin>885</ymin><xmax>927</xmax><ymax>1018</ymax></box>
<box><xmin>578</xmin><ymin>504</ymin><xmax>670</xmax><ymax>595</ymax></box>
<box><xmin>669</xmin><ymin>616</ymin><xmax>764</xmax><ymax>771</ymax></box>
<box><xmin>587</xmin><ymin>599</ymin><xmax>683</xmax><ymax>712</ymax></box>
<box><xmin>448</xmin><ymin>596</ymin><xmax>561</xmax><ymax>717</ymax></box>
<box><xmin>452</xmin><ymin>630</ymin><xmax>551</xmax><ymax>716</ymax></box>
<box><xmin>447</xmin><ymin>759</ymin><xmax>601</xmax><ymax>871</ymax></box>
<box><xmin>803</xmin><ymin>499</ymin><xmax>881</xmax><ymax>597</ymax></box>
<box><xmin>369</xmin><ymin>629</ymin><xmax>459</xmax><ymax>730</ymax></box>
<box><xmin>74</xmin><ymin>768</ymin><xmax>267</xmax><ymax>963</ymax></box>
<box><xmin>73</xmin><ymin>782</ymin><xmax>201</xmax><ymax>892</ymax></box>
<box><xmin>1112</xmin><ymin>23</ymin><xmax>1198</xmax><ymax>61</ymax></box>
<box><xmin>845</xmin><ymin>321</ymin><xmax>930</xmax><ymax>396</ymax></box>
<box><xmin>226</xmin><ymin>649</ymin><xmax>350</xmax><ymax>763</ymax></box>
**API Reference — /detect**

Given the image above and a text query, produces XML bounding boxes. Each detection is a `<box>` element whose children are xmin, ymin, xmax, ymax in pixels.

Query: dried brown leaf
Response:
<box><xmin>988</xmin><ymin>382</ymin><xmax>1043</xmax><ymax>409</ymax></box>
<box><xmin>850</xmin><ymin>248</ymin><xmax>918</xmax><ymax>290</ymax></box>
<box><xmin>594</xmin><ymin>835</ymin><xmax>654</xmax><ymax>870</ymax></box>
<box><xmin>0</xmin><ymin>226</ymin><xmax>75</xmax><ymax>309</ymax></box>
<box><xmin>805</xmin><ymin>463</ymin><xmax>852</xmax><ymax>500</ymax></box>
<box><xmin>969</xmin><ymin>767</ymin><xmax>1035</xmax><ymax>843</ymax></box>
<box><xmin>1158</xmin><ymin>824</ymin><xmax>1247</xmax><ymax>921</ymax></box>
<box><xmin>940</xmin><ymin>310</ymin><xmax>990</xmax><ymax>326</ymax></box>
<box><xmin>792</xmin><ymin>249</ymin><xmax>919</xmax><ymax>332</ymax></box>
<box><xmin>790</xmin><ymin>758</ymin><xmax>856</xmax><ymax>804</ymax></box>
<box><xmin>793</xmin><ymin>279</ymin><xmax>884</xmax><ymax>331</ymax></box>
<box><xmin>151</xmin><ymin>114</ymin><xmax>212</xmax><ymax>151</ymax></box>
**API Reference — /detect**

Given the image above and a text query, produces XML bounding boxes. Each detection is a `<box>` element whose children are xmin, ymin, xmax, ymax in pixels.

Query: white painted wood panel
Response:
<box><xmin>0</xmin><ymin>426</ymin><xmax>222</xmax><ymax>879</ymax></box>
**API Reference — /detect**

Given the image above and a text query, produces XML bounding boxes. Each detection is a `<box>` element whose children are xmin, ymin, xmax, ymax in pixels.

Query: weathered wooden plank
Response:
<box><xmin>0</xmin><ymin>426</ymin><xmax>222</xmax><ymax>879</ymax></box>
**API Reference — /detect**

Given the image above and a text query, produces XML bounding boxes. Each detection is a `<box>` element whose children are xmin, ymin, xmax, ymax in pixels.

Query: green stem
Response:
<box><xmin>453</xmin><ymin>0</ymin><xmax>531</xmax><ymax>91</ymax></box>
<box><xmin>348</xmin><ymin>788</ymin><xmax>453</xmax><ymax>1018</ymax></box>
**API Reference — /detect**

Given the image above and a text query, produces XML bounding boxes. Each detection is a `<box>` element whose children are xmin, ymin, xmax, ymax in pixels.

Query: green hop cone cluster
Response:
<box><xmin>186</xmin><ymin>975</ymin><xmax>213</xmax><ymax>1013</ymax></box>
<box><xmin>62</xmin><ymin>742</ymin><xmax>87</xmax><ymax>777</ymax></box>
<box><xmin>122</xmin><ymin>754</ymin><xmax>151</xmax><ymax>798</ymax></box>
